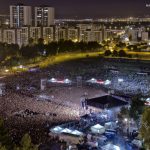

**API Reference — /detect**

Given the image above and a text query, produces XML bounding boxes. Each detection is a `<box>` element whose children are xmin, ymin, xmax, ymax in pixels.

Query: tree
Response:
<box><xmin>0</xmin><ymin>43</ymin><xmax>7</xmax><ymax>61</ymax></box>
<box><xmin>104</xmin><ymin>50</ymin><xmax>112</xmax><ymax>56</ymax></box>
<box><xmin>87</xmin><ymin>42</ymin><xmax>101</xmax><ymax>51</ymax></box>
<box><xmin>37</xmin><ymin>38</ymin><xmax>44</xmax><ymax>45</ymax></box>
<box><xmin>116</xmin><ymin>42</ymin><xmax>126</xmax><ymax>48</ymax></box>
<box><xmin>46</xmin><ymin>42</ymin><xmax>58</xmax><ymax>56</ymax></box>
<box><xmin>36</xmin><ymin>38</ymin><xmax>45</xmax><ymax>55</ymax></box>
<box><xmin>0</xmin><ymin>117</ymin><xmax>13</xmax><ymax>150</ymax></box>
<box><xmin>8</xmin><ymin>44</ymin><xmax>19</xmax><ymax>56</ymax></box>
<box><xmin>15</xmin><ymin>134</ymin><xmax>38</xmax><ymax>150</ymax></box>
<box><xmin>118</xmin><ymin>107</ymin><xmax>129</xmax><ymax>128</ymax></box>
<box><xmin>140</xmin><ymin>108</ymin><xmax>150</xmax><ymax>150</ymax></box>
<box><xmin>118</xmin><ymin>50</ymin><xmax>127</xmax><ymax>57</ymax></box>
<box><xmin>0</xmin><ymin>117</ymin><xmax>38</xmax><ymax>150</ymax></box>
<box><xmin>0</xmin><ymin>144</ymin><xmax>7</xmax><ymax>150</ymax></box>
<box><xmin>76</xmin><ymin>41</ymin><xmax>88</xmax><ymax>52</ymax></box>
<box><xmin>118</xmin><ymin>107</ymin><xmax>129</xmax><ymax>119</ymax></box>
<box><xmin>28</xmin><ymin>38</ymin><xmax>34</xmax><ymax>46</ymax></box>
<box><xmin>20</xmin><ymin>46</ymin><xmax>38</xmax><ymax>59</ymax></box>
<box><xmin>112</xmin><ymin>50</ymin><xmax>118</xmax><ymax>57</ymax></box>
<box><xmin>129</xmin><ymin>96</ymin><xmax>145</xmax><ymax>124</ymax></box>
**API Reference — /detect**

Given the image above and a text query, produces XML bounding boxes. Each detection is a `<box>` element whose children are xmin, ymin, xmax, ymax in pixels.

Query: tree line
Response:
<box><xmin>0</xmin><ymin>39</ymin><xmax>102</xmax><ymax>61</ymax></box>
<box><xmin>104</xmin><ymin>49</ymin><xmax>127</xmax><ymax>57</ymax></box>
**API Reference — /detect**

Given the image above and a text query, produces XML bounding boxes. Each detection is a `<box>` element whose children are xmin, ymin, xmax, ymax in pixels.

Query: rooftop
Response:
<box><xmin>87</xmin><ymin>95</ymin><xmax>129</xmax><ymax>109</ymax></box>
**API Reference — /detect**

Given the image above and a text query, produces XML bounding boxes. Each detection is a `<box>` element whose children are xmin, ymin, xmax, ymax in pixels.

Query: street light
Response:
<box><xmin>5</xmin><ymin>69</ymin><xmax>9</xmax><ymax>73</ymax></box>
<box><xmin>124</xmin><ymin>118</ymin><xmax>128</xmax><ymax>122</ymax></box>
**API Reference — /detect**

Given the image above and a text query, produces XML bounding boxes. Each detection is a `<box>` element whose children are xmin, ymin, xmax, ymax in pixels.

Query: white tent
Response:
<box><xmin>105</xmin><ymin>122</ymin><xmax>116</xmax><ymax>129</ymax></box>
<box><xmin>91</xmin><ymin>124</ymin><xmax>105</xmax><ymax>134</ymax></box>
<box><xmin>51</xmin><ymin>126</ymin><xmax>63</xmax><ymax>133</ymax></box>
<box><xmin>101</xmin><ymin>143</ymin><xmax>120</xmax><ymax>150</ymax></box>
<box><xmin>49</xmin><ymin>78</ymin><xmax>57</xmax><ymax>83</ymax></box>
<box><xmin>104</xmin><ymin>80</ymin><xmax>111</xmax><ymax>85</ymax></box>
<box><xmin>64</xmin><ymin>79</ymin><xmax>72</xmax><ymax>84</ymax></box>
<box><xmin>71</xmin><ymin>130</ymin><xmax>83</xmax><ymax>136</ymax></box>
<box><xmin>87</xmin><ymin>78</ymin><xmax>97</xmax><ymax>83</ymax></box>
<box><xmin>61</xmin><ymin>128</ymin><xmax>72</xmax><ymax>134</ymax></box>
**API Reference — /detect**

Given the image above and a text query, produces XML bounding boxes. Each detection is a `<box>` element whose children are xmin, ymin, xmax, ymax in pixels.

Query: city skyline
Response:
<box><xmin>0</xmin><ymin>0</ymin><xmax>149</xmax><ymax>18</ymax></box>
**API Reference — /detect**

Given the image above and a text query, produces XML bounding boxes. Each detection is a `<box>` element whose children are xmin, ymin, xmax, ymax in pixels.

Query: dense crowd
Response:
<box><xmin>0</xmin><ymin>57</ymin><xmax>150</xmax><ymax>145</ymax></box>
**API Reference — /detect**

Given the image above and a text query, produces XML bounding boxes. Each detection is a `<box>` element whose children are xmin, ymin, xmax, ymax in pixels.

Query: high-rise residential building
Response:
<box><xmin>3</xmin><ymin>29</ymin><xmax>16</xmax><ymax>44</ymax></box>
<box><xmin>56</xmin><ymin>27</ymin><xmax>67</xmax><ymax>41</ymax></box>
<box><xmin>10</xmin><ymin>4</ymin><xmax>32</xmax><ymax>28</ymax></box>
<box><xmin>79</xmin><ymin>29</ymin><xmax>86</xmax><ymax>41</ymax></box>
<box><xmin>35</xmin><ymin>6</ymin><xmax>55</xmax><ymax>27</ymax></box>
<box><xmin>83</xmin><ymin>29</ymin><xmax>94</xmax><ymax>42</ymax></box>
<box><xmin>93</xmin><ymin>31</ymin><xmax>103</xmax><ymax>43</ymax></box>
<box><xmin>67</xmin><ymin>27</ymin><xmax>79</xmax><ymax>42</ymax></box>
<box><xmin>103</xmin><ymin>30</ymin><xmax>113</xmax><ymax>41</ymax></box>
<box><xmin>43</xmin><ymin>26</ymin><xmax>54</xmax><ymax>44</ymax></box>
<box><xmin>131</xmin><ymin>30</ymin><xmax>138</xmax><ymax>41</ymax></box>
<box><xmin>17</xmin><ymin>27</ymin><xmax>29</xmax><ymax>47</ymax></box>
<box><xmin>141</xmin><ymin>32</ymin><xmax>149</xmax><ymax>41</ymax></box>
<box><xmin>0</xmin><ymin>15</ymin><xmax>9</xmax><ymax>27</ymax></box>
<box><xmin>29</xmin><ymin>27</ymin><xmax>42</xmax><ymax>44</ymax></box>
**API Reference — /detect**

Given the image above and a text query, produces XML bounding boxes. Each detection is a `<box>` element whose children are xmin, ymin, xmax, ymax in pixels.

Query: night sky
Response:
<box><xmin>0</xmin><ymin>0</ymin><xmax>149</xmax><ymax>18</ymax></box>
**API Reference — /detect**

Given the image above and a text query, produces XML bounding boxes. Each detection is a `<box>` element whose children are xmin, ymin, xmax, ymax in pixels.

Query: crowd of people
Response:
<box><xmin>0</xmin><ymin>57</ymin><xmax>150</xmax><ymax>145</ymax></box>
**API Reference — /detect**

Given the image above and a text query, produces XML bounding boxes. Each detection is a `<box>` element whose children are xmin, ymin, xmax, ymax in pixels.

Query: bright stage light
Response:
<box><xmin>49</xmin><ymin>78</ymin><xmax>57</xmax><ymax>83</ymax></box>
<box><xmin>87</xmin><ymin>78</ymin><xmax>97</xmax><ymax>83</ymax></box>
<box><xmin>118</xmin><ymin>78</ymin><xmax>123</xmax><ymax>82</ymax></box>
<box><xmin>64</xmin><ymin>79</ymin><xmax>71</xmax><ymax>84</ymax></box>
<box><xmin>19</xmin><ymin>65</ymin><xmax>23</xmax><ymax>69</ymax></box>
<box><xmin>124</xmin><ymin>118</ymin><xmax>128</xmax><ymax>122</ymax></box>
<box><xmin>105</xmin><ymin>80</ymin><xmax>111</xmax><ymax>85</ymax></box>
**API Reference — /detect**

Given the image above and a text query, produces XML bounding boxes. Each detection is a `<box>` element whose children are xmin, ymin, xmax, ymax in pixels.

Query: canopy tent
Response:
<box><xmin>91</xmin><ymin>124</ymin><xmax>105</xmax><ymax>134</ymax></box>
<box><xmin>61</xmin><ymin>128</ymin><xmax>83</xmax><ymax>136</ymax></box>
<box><xmin>51</xmin><ymin>126</ymin><xmax>63</xmax><ymax>133</ymax></box>
<box><xmin>104</xmin><ymin>80</ymin><xmax>111</xmax><ymax>85</ymax></box>
<box><xmin>71</xmin><ymin>130</ymin><xmax>83</xmax><ymax>136</ymax></box>
<box><xmin>87</xmin><ymin>78</ymin><xmax>111</xmax><ymax>85</ymax></box>
<box><xmin>51</xmin><ymin>126</ymin><xmax>83</xmax><ymax>137</ymax></box>
<box><xmin>48</xmin><ymin>78</ymin><xmax>72</xmax><ymax>84</ymax></box>
<box><xmin>48</xmin><ymin>78</ymin><xmax>57</xmax><ymax>83</ymax></box>
<box><xmin>101</xmin><ymin>143</ymin><xmax>120</xmax><ymax>150</ymax></box>
<box><xmin>61</xmin><ymin>128</ymin><xmax>72</xmax><ymax>134</ymax></box>
<box><xmin>87</xmin><ymin>78</ymin><xmax>97</xmax><ymax>83</ymax></box>
<box><xmin>104</xmin><ymin>122</ymin><xmax>116</xmax><ymax>129</ymax></box>
<box><xmin>64</xmin><ymin>79</ymin><xmax>72</xmax><ymax>84</ymax></box>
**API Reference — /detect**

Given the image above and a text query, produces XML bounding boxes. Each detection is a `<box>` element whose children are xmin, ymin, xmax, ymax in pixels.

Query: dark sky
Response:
<box><xmin>0</xmin><ymin>0</ymin><xmax>149</xmax><ymax>18</ymax></box>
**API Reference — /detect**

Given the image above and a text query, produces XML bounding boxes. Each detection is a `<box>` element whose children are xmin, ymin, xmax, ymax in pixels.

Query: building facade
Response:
<box><xmin>0</xmin><ymin>15</ymin><xmax>9</xmax><ymax>27</ymax></box>
<box><xmin>141</xmin><ymin>32</ymin><xmax>149</xmax><ymax>41</ymax></box>
<box><xmin>43</xmin><ymin>26</ymin><xmax>54</xmax><ymax>44</ymax></box>
<box><xmin>10</xmin><ymin>4</ymin><xmax>32</xmax><ymax>28</ymax></box>
<box><xmin>29</xmin><ymin>27</ymin><xmax>42</xmax><ymax>44</ymax></box>
<box><xmin>67</xmin><ymin>27</ymin><xmax>79</xmax><ymax>42</ymax></box>
<box><xmin>17</xmin><ymin>27</ymin><xmax>29</xmax><ymax>47</ymax></box>
<box><xmin>35</xmin><ymin>6</ymin><xmax>55</xmax><ymax>26</ymax></box>
<box><xmin>3</xmin><ymin>29</ymin><xmax>16</xmax><ymax>44</ymax></box>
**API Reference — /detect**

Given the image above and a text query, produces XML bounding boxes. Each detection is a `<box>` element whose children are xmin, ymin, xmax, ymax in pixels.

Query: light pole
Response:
<box><xmin>124</xmin><ymin>118</ymin><xmax>128</xmax><ymax>135</ymax></box>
